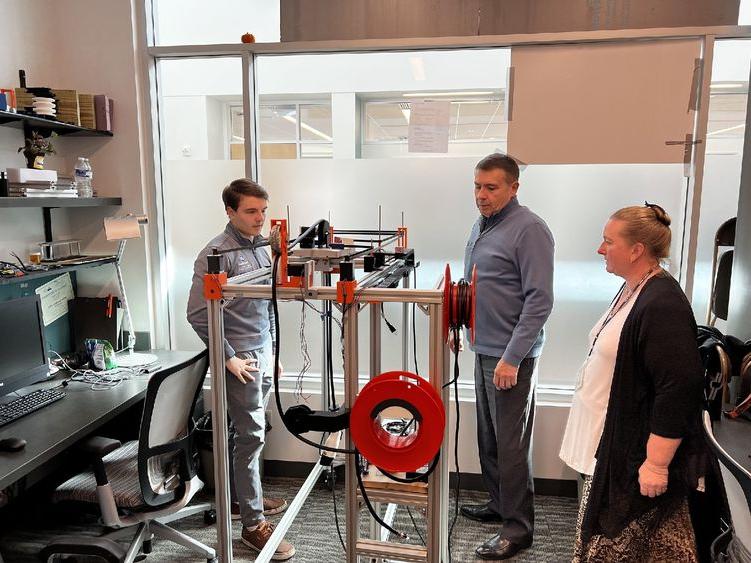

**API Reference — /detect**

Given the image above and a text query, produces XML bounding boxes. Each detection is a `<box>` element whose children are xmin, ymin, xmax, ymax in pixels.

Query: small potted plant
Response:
<box><xmin>18</xmin><ymin>131</ymin><xmax>56</xmax><ymax>169</ymax></box>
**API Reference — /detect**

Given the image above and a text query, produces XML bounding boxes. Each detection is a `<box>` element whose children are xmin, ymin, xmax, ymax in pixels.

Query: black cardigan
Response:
<box><xmin>580</xmin><ymin>274</ymin><xmax>709</xmax><ymax>543</ymax></box>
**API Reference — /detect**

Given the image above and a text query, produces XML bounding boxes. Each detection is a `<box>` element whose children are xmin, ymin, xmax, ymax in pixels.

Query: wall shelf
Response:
<box><xmin>0</xmin><ymin>110</ymin><xmax>113</xmax><ymax>137</ymax></box>
<box><xmin>0</xmin><ymin>197</ymin><xmax>122</xmax><ymax>242</ymax></box>
<box><xmin>0</xmin><ymin>256</ymin><xmax>117</xmax><ymax>286</ymax></box>
<box><xmin>0</xmin><ymin>197</ymin><xmax>122</xmax><ymax>208</ymax></box>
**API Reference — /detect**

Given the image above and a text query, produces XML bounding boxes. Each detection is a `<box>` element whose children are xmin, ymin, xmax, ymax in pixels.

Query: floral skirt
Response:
<box><xmin>572</xmin><ymin>476</ymin><xmax>699</xmax><ymax>563</ymax></box>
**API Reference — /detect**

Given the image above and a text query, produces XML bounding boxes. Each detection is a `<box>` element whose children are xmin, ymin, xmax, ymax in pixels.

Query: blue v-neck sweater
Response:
<box><xmin>464</xmin><ymin>197</ymin><xmax>555</xmax><ymax>366</ymax></box>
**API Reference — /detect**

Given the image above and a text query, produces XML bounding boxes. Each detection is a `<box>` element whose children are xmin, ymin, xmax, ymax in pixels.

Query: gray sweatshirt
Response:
<box><xmin>464</xmin><ymin>197</ymin><xmax>555</xmax><ymax>366</ymax></box>
<box><xmin>187</xmin><ymin>222</ymin><xmax>275</xmax><ymax>359</ymax></box>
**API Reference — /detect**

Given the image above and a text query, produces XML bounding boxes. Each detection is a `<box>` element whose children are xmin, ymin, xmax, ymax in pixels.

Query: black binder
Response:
<box><xmin>68</xmin><ymin>296</ymin><xmax>120</xmax><ymax>353</ymax></box>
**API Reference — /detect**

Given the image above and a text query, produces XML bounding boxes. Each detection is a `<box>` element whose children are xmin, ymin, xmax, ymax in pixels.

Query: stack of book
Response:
<box><xmin>78</xmin><ymin>94</ymin><xmax>95</xmax><ymax>129</ymax></box>
<box><xmin>14</xmin><ymin>88</ymin><xmax>33</xmax><ymax>113</ymax></box>
<box><xmin>52</xmin><ymin>89</ymin><xmax>80</xmax><ymax>126</ymax></box>
<box><xmin>8</xmin><ymin>181</ymin><xmax>78</xmax><ymax>198</ymax></box>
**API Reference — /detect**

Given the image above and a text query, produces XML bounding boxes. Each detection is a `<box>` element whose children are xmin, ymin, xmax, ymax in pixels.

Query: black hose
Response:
<box><xmin>271</xmin><ymin>253</ymin><xmax>355</xmax><ymax>455</ymax></box>
<box><xmin>288</xmin><ymin>219</ymin><xmax>327</xmax><ymax>249</ymax></box>
<box><xmin>355</xmin><ymin>450</ymin><xmax>408</xmax><ymax>540</ymax></box>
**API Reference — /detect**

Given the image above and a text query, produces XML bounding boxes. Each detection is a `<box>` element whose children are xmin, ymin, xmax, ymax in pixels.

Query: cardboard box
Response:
<box><xmin>6</xmin><ymin>168</ymin><xmax>58</xmax><ymax>184</ymax></box>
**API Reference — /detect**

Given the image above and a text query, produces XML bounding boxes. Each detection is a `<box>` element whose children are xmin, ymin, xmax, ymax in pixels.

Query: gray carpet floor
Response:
<box><xmin>1</xmin><ymin>476</ymin><xmax>578</xmax><ymax>562</ymax></box>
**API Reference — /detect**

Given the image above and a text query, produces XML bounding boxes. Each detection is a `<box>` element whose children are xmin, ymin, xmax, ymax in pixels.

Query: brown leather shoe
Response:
<box><xmin>241</xmin><ymin>520</ymin><xmax>295</xmax><ymax>561</ymax></box>
<box><xmin>263</xmin><ymin>496</ymin><xmax>288</xmax><ymax>516</ymax></box>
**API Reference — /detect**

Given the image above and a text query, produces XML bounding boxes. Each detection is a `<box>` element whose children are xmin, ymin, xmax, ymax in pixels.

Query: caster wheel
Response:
<box><xmin>321</xmin><ymin>469</ymin><xmax>335</xmax><ymax>491</ymax></box>
<box><xmin>142</xmin><ymin>538</ymin><xmax>152</xmax><ymax>554</ymax></box>
<box><xmin>204</xmin><ymin>509</ymin><xmax>217</xmax><ymax>524</ymax></box>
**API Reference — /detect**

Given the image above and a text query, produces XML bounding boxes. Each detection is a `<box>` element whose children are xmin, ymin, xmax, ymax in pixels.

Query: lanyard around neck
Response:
<box><xmin>586</xmin><ymin>268</ymin><xmax>654</xmax><ymax>358</ymax></box>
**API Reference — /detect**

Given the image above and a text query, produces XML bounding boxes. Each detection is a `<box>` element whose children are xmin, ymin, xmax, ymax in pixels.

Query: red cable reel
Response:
<box><xmin>442</xmin><ymin>264</ymin><xmax>477</xmax><ymax>345</ymax></box>
<box><xmin>350</xmin><ymin>371</ymin><xmax>445</xmax><ymax>473</ymax></box>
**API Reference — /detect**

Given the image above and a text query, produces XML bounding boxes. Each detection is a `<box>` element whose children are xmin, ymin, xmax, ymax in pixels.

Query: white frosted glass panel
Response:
<box><xmin>153</xmin><ymin>0</ymin><xmax>280</xmax><ymax>45</ymax></box>
<box><xmin>257</xmin><ymin>159</ymin><xmax>686</xmax><ymax>386</ymax></box>
<box><xmin>255</xmin><ymin>50</ymin><xmax>510</xmax><ymax>96</ymax></box>
<box><xmin>692</xmin><ymin>155</ymin><xmax>743</xmax><ymax>326</ymax></box>
<box><xmin>691</xmin><ymin>40</ymin><xmax>750</xmax><ymax>324</ymax></box>
<box><xmin>159</xmin><ymin>58</ymin><xmax>242</xmax><ymax>161</ymax></box>
<box><xmin>163</xmin><ymin>161</ymin><xmax>246</xmax><ymax>351</ymax></box>
<box><xmin>508</xmin><ymin>39</ymin><xmax>701</xmax><ymax>164</ymax></box>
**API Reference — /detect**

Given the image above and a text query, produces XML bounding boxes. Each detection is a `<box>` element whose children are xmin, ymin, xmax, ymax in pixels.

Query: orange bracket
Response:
<box><xmin>337</xmin><ymin>280</ymin><xmax>358</xmax><ymax>305</ymax></box>
<box><xmin>203</xmin><ymin>272</ymin><xmax>227</xmax><ymax>300</ymax></box>
<box><xmin>270</xmin><ymin>218</ymin><xmax>303</xmax><ymax>288</ymax></box>
<box><xmin>397</xmin><ymin>226</ymin><xmax>408</xmax><ymax>250</ymax></box>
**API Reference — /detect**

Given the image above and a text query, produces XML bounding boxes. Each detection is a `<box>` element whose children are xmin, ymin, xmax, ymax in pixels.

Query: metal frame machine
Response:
<box><xmin>203</xmin><ymin>217</ymin><xmax>475</xmax><ymax>562</ymax></box>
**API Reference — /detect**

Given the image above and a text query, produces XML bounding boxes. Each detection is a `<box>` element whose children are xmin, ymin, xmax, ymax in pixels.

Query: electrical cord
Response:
<box><xmin>48</xmin><ymin>350</ymin><xmax>151</xmax><ymax>390</ymax></box>
<box><xmin>447</xmin><ymin>327</ymin><xmax>462</xmax><ymax>563</ymax></box>
<box><xmin>330</xmin><ymin>466</ymin><xmax>347</xmax><ymax>554</ymax></box>
<box><xmin>406</xmin><ymin>505</ymin><xmax>426</xmax><ymax>546</ymax></box>
<box><xmin>271</xmin><ymin>253</ymin><xmax>354</xmax><ymax>455</ymax></box>
<box><xmin>355</xmin><ymin>450</ymin><xmax>408</xmax><ymax>540</ymax></box>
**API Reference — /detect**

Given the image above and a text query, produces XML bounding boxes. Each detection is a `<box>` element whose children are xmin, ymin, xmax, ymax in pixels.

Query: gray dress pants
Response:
<box><xmin>474</xmin><ymin>353</ymin><xmax>537</xmax><ymax>543</ymax></box>
<box><xmin>225</xmin><ymin>343</ymin><xmax>273</xmax><ymax>528</ymax></box>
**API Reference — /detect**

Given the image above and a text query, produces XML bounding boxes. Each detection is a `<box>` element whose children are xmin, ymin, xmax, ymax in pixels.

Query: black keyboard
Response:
<box><xmin>0</xmin><ymin>388</ymin><xmax>66</xmax><ymax>428</ymax></box>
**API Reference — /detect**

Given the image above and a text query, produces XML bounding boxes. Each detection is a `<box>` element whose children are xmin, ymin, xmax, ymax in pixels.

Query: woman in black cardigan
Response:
<box><xmin>560</xmin><ymin>203</ymin><xmax>706</xmax><ymax>561</ymax></box>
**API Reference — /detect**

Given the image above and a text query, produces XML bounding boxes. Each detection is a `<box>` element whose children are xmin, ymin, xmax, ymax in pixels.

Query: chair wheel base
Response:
<box><xmin>203</xmin><ymin>509</ymin><xmax>216</xmax><ymax>524</ymax></box>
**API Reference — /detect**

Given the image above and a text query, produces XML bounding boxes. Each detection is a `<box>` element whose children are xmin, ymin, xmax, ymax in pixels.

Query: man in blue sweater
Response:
<box><xmin>460</xmin><ymin>154</ymin><xmax>555</xmax><ymax>560</ymax></box>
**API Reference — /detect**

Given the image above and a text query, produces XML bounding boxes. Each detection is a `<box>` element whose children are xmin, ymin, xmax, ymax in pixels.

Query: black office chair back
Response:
<box><xmin>715</xmin><ymin>218</ymin><xmax>737</xmax><ymax>247</ymax></box>
<box><xmin>709</xmin><ymin>218</ymin><xmax>736</xmax><ymax>326</ymax></box>
<box><xmin>702</xmin><ymin>411</ymin><xmax>751</xmax><ymax>554</ymax></box>
<box><xmin>711</xmin><ymin>250</ymin><xmax>734</xmax><ymax>324</ymax></box>
<box><xmin>137</xmin><ymin>349</ymin><xmax>209</xmax><ymax>507</ymax></box>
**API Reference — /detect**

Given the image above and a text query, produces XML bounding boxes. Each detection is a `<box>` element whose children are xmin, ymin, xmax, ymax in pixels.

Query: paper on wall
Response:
<box><xmin>35</xmin><ymin>273</ymin><xmax>75</xmax><ymax>326</ymax></box>
<box><xmin>104</xmin><ymin>216</ymin><xmax>141</xmax><ymax>240</ymax></box>
<box><xmin>407</xmin><ymin>101</ymin><xmax>450</xmax><ymax>153</ymax></box>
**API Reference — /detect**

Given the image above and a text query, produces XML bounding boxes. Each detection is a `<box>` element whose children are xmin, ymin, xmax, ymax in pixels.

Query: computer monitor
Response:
<box><xmin>0</xmin><ymin>295</ymin><xmax>51</xmax><ymax>398</ymax></box>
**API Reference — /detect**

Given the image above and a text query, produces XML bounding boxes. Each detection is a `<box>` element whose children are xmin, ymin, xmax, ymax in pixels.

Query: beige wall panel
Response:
<box><xmin>282</xmin><ymin>0</ymin><xmax>739</xmax><ymax>42</ymax></box>
<box><xmin>281</xmin><ymin>0</ymin><xmax>479</xmax><ymax>41</ymax></box>
<box><xmin>479</xmin><ymin>0</ymin><xmax>740</xmax><ymax>35</ymax></box>
<box><xmin>507</xmin><ymin>39</ymin><xmax>701</xmax><ymax>165</ymax></box>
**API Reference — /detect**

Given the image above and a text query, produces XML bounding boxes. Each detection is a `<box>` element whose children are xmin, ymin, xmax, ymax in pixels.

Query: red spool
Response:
<box><xmin>350</xmin><ymin>371</ymin><xmax>445</xmax><ymax>473</ymax></box>
<box><xmin>442</xmin><ymin>264</ymin><xmax>476</xmax><ymax>345</ymax></box>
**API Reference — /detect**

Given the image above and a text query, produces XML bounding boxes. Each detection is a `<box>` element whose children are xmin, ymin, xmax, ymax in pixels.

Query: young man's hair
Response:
<box><xmin>222</xmin><ymin>178</ymin><xmax>269</xmax><ymax>211</ymax></box>
<box><xmin>475</xmin><ymin>153</ymin><xmax>520</xmax><ymax>183</ymax></box>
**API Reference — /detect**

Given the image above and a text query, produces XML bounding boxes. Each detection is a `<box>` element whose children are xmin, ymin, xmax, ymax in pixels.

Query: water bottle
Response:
<box><xmin>74</xmin><ymin>157</ymin><xmax>93</xmax><ymax>197</ymax></box>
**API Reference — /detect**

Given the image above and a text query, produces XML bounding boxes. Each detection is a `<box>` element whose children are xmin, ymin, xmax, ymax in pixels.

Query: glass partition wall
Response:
<box><xmin>155</xmin><ymin>34</ymin><xmax>734</xmax><ymax>391</ymax></box>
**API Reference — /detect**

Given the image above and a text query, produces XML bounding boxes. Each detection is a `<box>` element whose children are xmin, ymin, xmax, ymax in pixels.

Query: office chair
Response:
<box><xmin>702</xmin><ymin>411</ymin><xmax>751</xmax><ymax>561</ymax></box>
<box><xmin>707</xmin><ymin>217</ymin><xmax>736</xmax><ymax>326</ymax></box>
<box><xmin>40</xmin><ymin>350</ymin><xmax>217</xmax><ymax>563</ymax></box>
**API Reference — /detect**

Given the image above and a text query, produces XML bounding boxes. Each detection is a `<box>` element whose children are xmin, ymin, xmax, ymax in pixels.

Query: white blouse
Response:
<box><xmin>559</xmin><ymin>284</ymin><xmax>644</xmax><ymax>476</ymax></box>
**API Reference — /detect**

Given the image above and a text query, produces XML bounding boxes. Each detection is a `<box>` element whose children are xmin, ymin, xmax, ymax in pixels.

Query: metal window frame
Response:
<box><xmin>361</xmin><ymin>97</ymin><xmax>507</xmax><ymax>145</ymax></box>
<box><xmin>230</xmin><ymin>100</ymin><xmax>334</xmax><ymax>159</ymax></box>
<box><xmin>137</xmin><ymin>0</ymin><xmax>751</xmax><ymax>354</ymax></box>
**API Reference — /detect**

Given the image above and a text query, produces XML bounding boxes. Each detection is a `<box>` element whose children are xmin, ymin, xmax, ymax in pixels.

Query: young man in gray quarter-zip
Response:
<box><xmin>458</xmin><ymin>154</ymin><xmax>555</xmax><ymax>561</ymax></box>
<box><xmin>187</xmin><ymin>179</ymin><xmax>294</xmax><ymax>561</ymax></box>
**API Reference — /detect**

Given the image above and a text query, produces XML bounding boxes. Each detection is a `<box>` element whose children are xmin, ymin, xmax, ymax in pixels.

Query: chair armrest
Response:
<box><xmin>75</xmin><ymin>436</ymin><xmax>122</xmax><ymax>486</ymax></box>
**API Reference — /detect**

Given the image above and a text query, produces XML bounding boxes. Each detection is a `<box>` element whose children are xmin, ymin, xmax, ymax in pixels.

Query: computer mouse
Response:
<box><xmin>0</xmin><ymin>437</ymin><xmax>27</xmax><ymax>452</ymax></box>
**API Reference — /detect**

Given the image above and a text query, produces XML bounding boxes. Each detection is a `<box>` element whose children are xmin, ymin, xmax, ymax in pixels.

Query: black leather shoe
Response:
<box><xmin>475</xmin><ymin>534</ymin><xmax>532</xmax><ymax>560</ymax></box>
<box><xmin>459</xmin><ymin>503</ymin><xmax>503</xmax><ymax>523</ymax></box>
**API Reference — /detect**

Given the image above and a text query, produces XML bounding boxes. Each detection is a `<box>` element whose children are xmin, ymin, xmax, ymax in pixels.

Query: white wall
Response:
<box><xmin>153</xmin><ymin>0</ymin><xmax>281</xmax><ymax>45</ymax></box>
<box><xmin>0</xmin><ymin>0</ymin><xmax>151</xmax><ymax>339</ymax></box>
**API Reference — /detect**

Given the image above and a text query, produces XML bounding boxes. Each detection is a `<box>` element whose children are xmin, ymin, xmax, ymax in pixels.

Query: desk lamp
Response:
<box><xmin>104</xmin><ymin>214</ymin><xmax>158</xmax><ymax>368</ymax></box>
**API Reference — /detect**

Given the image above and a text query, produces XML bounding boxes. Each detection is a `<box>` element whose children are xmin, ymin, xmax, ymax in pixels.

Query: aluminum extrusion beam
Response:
<box><xmin>344</xmin><ymin>302</ymin><xmax>360</xmax><ymax>563</ymax></box>
<box><xmin>208</xmin><ymin>299</ymin><xmax>233</xmax><ymax>562</ymax></box>
<box><xmin>222</xmin><ymin>284</ymin><xmax>443</xmax><ymax>304</ymax></box>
